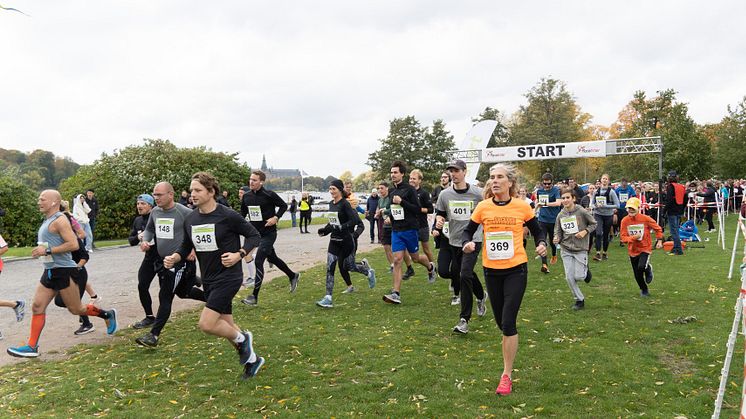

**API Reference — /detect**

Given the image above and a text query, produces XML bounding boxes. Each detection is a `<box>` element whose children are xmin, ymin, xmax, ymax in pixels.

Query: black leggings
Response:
<box><xmin>629</xmin><ymin>253</ymin><xmax>652</xmax><ymax>293</ymax></box>
<box><xmin>152</xmin><ymin>261</ymin><xmax>205</xmax><ymax>336</ymax></box>
<box><xmin>451</xmin><ymin>244</ymin><xmax>485</xmax><ymax>322</ymax></box>
<box><xmin>137</xmin><ymin>256</ymin><xmax>158</xmax><ymax>317</ymax></box>
<box><xmin>53</xmin><ymin>268</ymin><xmax>91</xmax><ymax>326</ymax></box>
<box><xmin>299</xmin><ymin>210</ymin><xmax>311</xmax><ymax>232</ymax></box>
<box><xmin>594</xmin><ymin>214</ymin><xmax>614</xmax><ymax>252</ymax></box>
<box><xmin>253</xmin><ymin>231</ymin><xmax>296</xmax><ymax>298</ymax></box>
<box><xmin>539</xmin><ymin>222</ymin><xmax>556</xmax><ymax>264</ymax></box>
<box><xmin>437</xmin><ymin>244</ymin><xmax>456</xmax><ymax>293</ymax></box>
<box><xmin>483</xmin><ymin>264</ymin><xmax>527</xmax><ymax>337</ymax></box>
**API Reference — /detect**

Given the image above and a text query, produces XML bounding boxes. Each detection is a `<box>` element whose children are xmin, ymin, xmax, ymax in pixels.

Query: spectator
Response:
<box><xmin>85</xmin><ymin>189</ymin><xmax>99</xmax><ymax>248</ymax></box>
<box><xmin>365</xmin><ymin>188</ymin><xmax>380</xmax><ymax>244</ymax></box>
<box><xmin>73</xmin><ymin>194</ymin><xmax>94</xmax><ymax>252</ymax></box>
<box><xmin>289</xmin><ymin>195</ymin><xmax>298</xmax><ymax>228</ymax></box>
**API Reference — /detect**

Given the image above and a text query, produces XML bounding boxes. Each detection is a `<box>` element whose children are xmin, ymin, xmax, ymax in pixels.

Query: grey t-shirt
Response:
<box><xmin>142</xmin><ymin>203</ymin><xmax>193</xmax><ymax>258</ymax></box>
<box><xmin>435</xmin><ymin>184</ymin><xmax>484</xmax><ymax>246</ymax></box>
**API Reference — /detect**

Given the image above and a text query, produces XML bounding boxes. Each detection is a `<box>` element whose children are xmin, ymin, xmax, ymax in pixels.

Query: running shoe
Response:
<box><xmin>495</xmin><ymin>374</ymin><xmax>512</xmax><ymax>396</ymax></box>
<box><xmin>541</xmin><ymin>264</ymin><xmax>549</xmax><ymax>274</ymax></box>
<box><xmin>640</xmin><ymin>290</ymin><xmax>650</xmax><ymax>297</ymax></box>
<box><xmin>450</xmin><ymin>295</ymin><xmax>460</xmax><ymax>306</ymax></box>
<box><xmin>316</xmin><ymin>295</ymin><xmax>333</xmax><ymax>308</ymax></box>
<box><xmin>360</xmin><ymin>258</ymin><xmax>370</xmax><ymax>271</ymax></box>
<box><xmin>13</xmin><ymin>300</ymin><xmax>25</xmax><ymax>322</ymax></box>
<box><xmin>427</xmin><ymin>262</ymin><xmax>436</xmax><ymax>284</ymax></box>
<box><xmin>601</xmin><ymin>252</ymin><xmax>608</xmax><ymax>260</ymax></box>
<box><xmin>237</xmin><ymin>331</ymin><xmax>257</xmax><ymax>365</ymax></box>
<box><xmin>453</xmin><ymin>318</ymin><xmax>469</xmax><ymax>334</ymax></box>
<box><xmin>133</xmin><ymin>316</ymin><xmax>155</xmax><ymax>329</ymax></box>
<box><xmin>593</xmin><ymin>252</ymin><xmax>602</xmax><ymax>262</ymax></box>
<box><xmin>388</xmin><ymin>264</ymin><xmax>394</xmax><ymax>274</ymax></box>
<box><xmin>367</xmin><ymin>268</ymin><xmax>376</xmax><ymax>289</ymax></box>
<box><xmin>584</xmin><ymin>269</ymin><xmax>592</xmax><ymax>284</ymax></box>
<box><xmin>241</xmin><ymin>356</ymin><xmax>265</xmax><ymax>380</ymax></box>
<box><xmin>341</xmin><ymin>286</ymin><xmax>355</xmax><ymax>294</ymax></box>
<box><xmin>645</xmin><ymin>264</ymin><xmax>654</xmax><ymax>284</ymax></box>
<box><xmin>572</xmin><ymin>300</ymin><xmax>585</xmax><ymax>310</ymax></box>
<box><xmin>242</xmin><ymin>278</ymin><xmax>255</xmax><ymax>288</ymax></box>
<box><xmin>105</xmin><ymin>309</ymin><xmax>118</xmax><ymax>335</ymax></box>
<box><xmin>402</xmin><ymin>266</ymin><xmax>415</xmax><ymax>280</ymax></box>
<box><xmin>242</xmin><ymin>295</ymin><xmax>258</xmax><ymax>306</ymax></box>
<box><xmin>74</xmin><ymin>323</ymin><xmax>95</xmax><ymax>335</ymax></box>
<box><xmin>550</xmin><ymin>255</ymin><xmax>558</xmax><ymax>265</ymax></box>
<box><xmin>289</xmin><ymin>273</ymin><xmax>300</xmax><ymax>293</ymax></box>
<box><xmin>7</xmin><ymin>344</ymin><xmax>39</xmax><ymax>358</ymax></box>
<box><xmin>477</xmin><ymin>298</ymin><xmax>487</xmax><ymax>317</ymax></box>
<box><xmin>135</xmin><ymin>332</ymin><xmax>158</xmax><ymax>347</ymax></box>
<box><xmin>382</xmin><ymin>292</ymin><xmax>401</xmax><ymax>304</ymax></box>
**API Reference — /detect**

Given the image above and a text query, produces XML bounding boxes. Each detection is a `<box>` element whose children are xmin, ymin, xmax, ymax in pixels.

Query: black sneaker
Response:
<box><xmin>74</xmin><ymin>323</ymin><xmax>95</xmax><ymax>335</ymax></box>
<box><xmin>133</xmin><ymin>316</ymin><xmax>155</xmax><ymax>329</ymax></box>
<box><xmin>645</xmin><ymin>264</ymin><xmax>654</xmax><ymax>284</ymax></box>
<box><xmin>135</xmin><ymin>332</ymin><xmax>158</xmax><ymax>347</ymax></box>
<box><xmin>572</xmin><ymin>300</ymin><xmax>585</xmax><ymax>310</ymax></box>
<box><xmin>237</xmin><ymin>331</ymin><xmax>256</xmax><ymax>365</ymax></box>
<box><xmin>242</xmin><ymin>295</ymin><xmax>258</xmax><ymax>306</ymax></box>
<box><xmin>402</xmin><ymin>266</ymin><xmax>415</xmax><ymax>280</ymax></box>
<box><xmin>584</xmin><ymin>269</ymin><xmax>592</xmax><ymax>284</ymax></box>
<box><xmin>289</xmin><ymin>273</ymin><xmax>300</xmax><ymax>293</ymax></box>
<box><xmin>241</xmin><ymin>356</ymin><xmax>265</xmax><ymax>380</ymax></box>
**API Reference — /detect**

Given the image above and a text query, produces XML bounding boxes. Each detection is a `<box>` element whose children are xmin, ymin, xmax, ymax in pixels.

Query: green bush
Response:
<box><xmin>59</xmin><ymin>139</ymin><xmax>252</xmax><ymax>240</ymax></box>
<box><xmin>0</xmin><ymin>170</ymin><xmax>42</xmax><ymax>246</ymax></box>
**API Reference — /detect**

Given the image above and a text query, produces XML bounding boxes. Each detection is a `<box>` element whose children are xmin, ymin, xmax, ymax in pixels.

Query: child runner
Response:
<box><xmin>619</xmin><ymin>197</ymin><xmax>663</xmax><ymax>297</ymax></box>
<box><xmin>553</xmin><ymin>186</ymin><xmax>597</xmax><ymax>310</ymax></box>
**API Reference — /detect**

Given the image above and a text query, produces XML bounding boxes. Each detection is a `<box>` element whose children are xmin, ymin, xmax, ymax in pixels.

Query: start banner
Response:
<box><xmin>481</xmin><ymin>140</ymin><xmax>606</xmax><ymax>162</ymax></box>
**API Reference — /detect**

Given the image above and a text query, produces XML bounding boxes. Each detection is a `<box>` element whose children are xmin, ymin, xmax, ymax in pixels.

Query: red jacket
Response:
<box><xmin>620</xmin><ymin>213</ymin><xmax>663</xmax><ymax>257</ymax></box>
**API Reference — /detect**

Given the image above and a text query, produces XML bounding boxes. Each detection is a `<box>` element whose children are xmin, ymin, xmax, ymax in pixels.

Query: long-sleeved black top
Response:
<box><xmin>415</xmin><ymin>187</ymin><xmax>434</xmax><ymax>229</ymax></box>
<box><xmin>388</xmin><ymin>181</ymin><xmax>420</xmax><ymax>232</ymax></box>
<box><xmin>240</xmin><ymin>186</ymin><xmax>288</xmax><ymax>236</ymax></box>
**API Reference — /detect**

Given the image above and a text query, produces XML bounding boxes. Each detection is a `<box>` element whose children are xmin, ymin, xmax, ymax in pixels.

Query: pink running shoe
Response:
<box><xmin>495</xmin><ymin>374</ymin><xmax>512</xmax><ymax>396</ymax></box>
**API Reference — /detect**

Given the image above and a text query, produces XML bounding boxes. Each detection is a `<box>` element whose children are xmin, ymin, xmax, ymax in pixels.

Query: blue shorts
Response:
<box><xmin>392</xmin><ymin>229</ymin><xmax>419</xmax><ymax>254</ymax></box>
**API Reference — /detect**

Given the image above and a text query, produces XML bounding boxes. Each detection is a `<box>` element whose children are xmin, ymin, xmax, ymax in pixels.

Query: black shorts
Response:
<box><xmin>382</xmin><ymin>228</ymin><xmax>392</xmax><ymax>245</ymax></box>
<box><xmin>418</xmin><ymin>226</ymin><xmax>430</xmax><ymax>243</ymax></box>
<box><xmin>203</xmin><ymin>278</ymin><xmax>242</xmax><ymax>315</ymax></box>
<box><xmin>40</xmin><ymin>267</ymin><xmax>78</xmax><ymax>291</ymax></box>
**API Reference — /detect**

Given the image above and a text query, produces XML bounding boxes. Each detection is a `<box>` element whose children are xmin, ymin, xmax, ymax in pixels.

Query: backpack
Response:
<box><xmin>672</xmin><ymin>183</ymin><xmax>685</xmax><ymax>205</ymax></box>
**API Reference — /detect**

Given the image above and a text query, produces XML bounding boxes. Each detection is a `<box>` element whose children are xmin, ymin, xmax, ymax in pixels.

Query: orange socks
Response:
<box><xmin>28</xmin><ymin>313</ymin><xmax>46</xmax><ymax>348</ymax></box>
<box><xmin>85</xmin><ymin>303</ymin><xmax>102</xmax><ymax>317</ymax></box>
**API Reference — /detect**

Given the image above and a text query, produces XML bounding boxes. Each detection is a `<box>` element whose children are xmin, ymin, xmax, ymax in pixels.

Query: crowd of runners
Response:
<box><xmin>0</xmin><ymin>161</ymin><xmax>742</xmax><ymax>390</ymax></box>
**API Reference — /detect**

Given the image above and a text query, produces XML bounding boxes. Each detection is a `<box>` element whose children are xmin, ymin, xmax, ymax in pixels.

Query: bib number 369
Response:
<box><xmin>486</xmin><ymin>231</ymin><xmax>514</xmax><ymax>260</ymax></box>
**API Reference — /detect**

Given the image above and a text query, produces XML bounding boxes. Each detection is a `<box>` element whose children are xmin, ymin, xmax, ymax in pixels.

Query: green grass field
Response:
<box><xmin>0</xmin><ymin>216</ymin><xmax>743</xmax><ymax>417</ymax></box>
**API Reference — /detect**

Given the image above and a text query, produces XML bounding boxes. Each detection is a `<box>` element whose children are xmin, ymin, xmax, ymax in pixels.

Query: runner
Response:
<box><xmin>553</xmin><ymin>186</ymin><xmax>596</xmax><ymax>310</ymax></box>
<box><xmin>535</xmin><ymin>173</ymin><xmax>561</xmax><ymax>273</ymax></box>
<box><xmin>128</xmin><ymin>194</ymin><xmax>159</xmax><ymax>329</ymax></box>
<box><xmin>315</xmin><ymin>179</ymin><xmax>376</xmax><ymax>307</ymax></box>
<box><xmin>136</xmin><ymin>182</ymin><xmax>206</xmax><ymax>347</ymax></box>
<box><xmin>240</xmin><ymin>170</ymin><xmax>300</xmax><ymax>306</ymax></box>
<box><xmin>619</xmin><ymin>197</ymin><xmax>663</xmax><ymax>296</ymax></box>
<box><xmin>431</xmin><ymin>172</ymin><xmax>451</xmax><ymax>250</ymax></box>
<box><xmin>383</xmin><ymin>161</ymin><xmax>436</xmax><ymax>304</ymax></box>
<box><xmin>461</xmin><ymin>163</ymin><xmax>547</xmax><ymax>396</ymax></box>
<box><xmin>433</xmin><ymin>160</ymin><xmax>487</xmax><ymax>334</ymax></box>
<box><xmin>163</xmin><ymin>172</ymin><xmax>264</xmax><ymax>379</ymax></box>
<box><xmin>409</xmin><ymin>169</ymin><xmax>435</xmax><ymax>266</ymax></box>
<box><xmin>590</xmin><ymin>174</ymin><xmax>620</xmax><ymax>261</ymax></box>
<box><xmin>0</xmin><ymin>233</ymin><xmax>25</xmax><ymax>340</ymax></box>
<box><xmin>375</xmin><ymin>182</ymin><xmax>395</xmax><ymax>272</ymax></box>
<box><xmin>615</xmin><ymin>179</ymin><xmax>636</xmax><ymax>246</ymax></box>
<box><xmin>7</xmin><ymin>190</ymin><xmax>117</xmax><ymax>358</ymax></box>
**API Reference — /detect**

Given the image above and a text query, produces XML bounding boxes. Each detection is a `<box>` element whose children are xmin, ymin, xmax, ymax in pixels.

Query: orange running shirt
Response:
<box><xmin>470</xmin><ymin>198</ymin><xmax>536</xmax><ymax>270</ymax></box>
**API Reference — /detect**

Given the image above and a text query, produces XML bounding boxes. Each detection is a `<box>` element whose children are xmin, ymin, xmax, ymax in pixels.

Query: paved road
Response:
<box><xmin>0</xmin><ymin>227</ymin><xmax>379</xmax><ymax>366</ymax></box>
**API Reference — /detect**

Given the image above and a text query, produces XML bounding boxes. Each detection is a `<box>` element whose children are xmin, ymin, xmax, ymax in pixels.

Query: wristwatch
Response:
<box><xmin>239</xmin><ymin>249</ymin><xmax>247</xmax><ymax>258</ymax></box>
<box><xmin>45</xmin><ymin>247</ymin><xmax>52</xmax><ymax>255</ymax></box>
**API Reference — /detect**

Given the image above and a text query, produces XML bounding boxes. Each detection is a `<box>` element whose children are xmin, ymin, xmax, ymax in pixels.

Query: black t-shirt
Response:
<box><xmin>178</xmin><ymin>204</ymin><xmax>261</xmax><ymax>284</ymax></box>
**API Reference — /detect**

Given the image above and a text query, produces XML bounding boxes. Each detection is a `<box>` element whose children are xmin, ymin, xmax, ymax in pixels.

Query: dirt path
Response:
<box><xmin>0</xmin><ymin>227</ymin><xmax>379</xmax><ymax>366</ymax></box>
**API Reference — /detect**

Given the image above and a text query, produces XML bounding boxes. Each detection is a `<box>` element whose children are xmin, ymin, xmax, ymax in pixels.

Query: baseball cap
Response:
<box><xmin>447</xmin><ymin>159</ymin><xmax>467</xmax><ymax>170</ymax></box>
<box><xmin>137</xmin><ymin>194</ymin><xmax>155</xmax><ymax>206</ymax></box>
<box><xmin>625</xmin><ymin>197</ymin><xmax>641</xmax><ymax>210</ymax></box>
<box><xmin>371</xmin><ymin>188</ymin><xmax>378</xmax><ymax>193</ymax></box>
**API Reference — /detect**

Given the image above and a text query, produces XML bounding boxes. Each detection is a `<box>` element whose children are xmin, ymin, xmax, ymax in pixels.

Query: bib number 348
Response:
<box><xmin>192</xmin><ymin>224</ymin><xmax>218</xmax><ymax>252</ymax></box>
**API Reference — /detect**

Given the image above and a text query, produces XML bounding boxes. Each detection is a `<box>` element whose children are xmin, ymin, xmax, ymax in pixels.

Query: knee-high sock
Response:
<box><xmin>28</xmin><ymin>314</ymin><xmax>46</xmax><ymax>347</ymax></box>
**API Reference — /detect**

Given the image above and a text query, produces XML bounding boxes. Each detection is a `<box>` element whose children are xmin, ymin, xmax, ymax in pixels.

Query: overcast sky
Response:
<box><xmin>1</xmin><ymin>1</ymin><xmax>744</xmax><ymax>178</ymax></box>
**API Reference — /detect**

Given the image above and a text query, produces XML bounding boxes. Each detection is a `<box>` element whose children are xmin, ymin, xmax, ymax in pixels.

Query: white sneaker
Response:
<box><xmin>341</xmin><ymin>286</ymin><xmax>355</xmax><ymax>294</ymax></box>
<box><xmin>477</xmin><ymin>298</ymin><xmax>487</xmax><ymax>317</ymax></box>
<box><xmin>450</xmin><ymin>295</ymin><xmax>460</xmax><ymax>306</ymax></box>
<box><xmin>453</xmin><ymin>318</ymin><xmax>469</xmax><ymax>334</ymax></box>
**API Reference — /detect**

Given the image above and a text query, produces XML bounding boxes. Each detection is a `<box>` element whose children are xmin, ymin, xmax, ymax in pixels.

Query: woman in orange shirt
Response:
<box><xmin>463</xmin><ymin>163</ymin><xmax>547</xmax><ymax>396</ymax></box>
<box><xmin>619</xmin><ymin>197</ymin><xmax>663</xmax><ymax>297</ymax></box>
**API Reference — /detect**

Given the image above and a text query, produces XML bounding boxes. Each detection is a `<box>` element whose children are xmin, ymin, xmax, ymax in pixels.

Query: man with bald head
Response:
<box><xmin>8</xmin><ymin>190</ymin><xmax>118</xmax><ymax>358</ymax></box>
<box><xmin>137</xmin><ymin>182</ymin><xmax>205</xmax><ymax>348</ymax></box>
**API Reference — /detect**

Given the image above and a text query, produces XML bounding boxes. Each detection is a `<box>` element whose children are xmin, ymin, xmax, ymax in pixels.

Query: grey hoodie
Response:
<box><xmin>554</xmin><ymin>205</ymin><xmax>597</xmax><ymax>253</ymax></box>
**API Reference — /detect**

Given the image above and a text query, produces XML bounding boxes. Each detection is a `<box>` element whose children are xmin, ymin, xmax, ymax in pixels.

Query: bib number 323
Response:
<box><xmin>486</xmin><ymin>231</ymin><xmax>514</xmax><ymax>260</ymax></box>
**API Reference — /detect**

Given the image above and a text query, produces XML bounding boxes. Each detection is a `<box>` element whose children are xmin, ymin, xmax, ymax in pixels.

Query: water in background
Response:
<box><xmin>274</xmin><ymin>191</ymin><xmax>370</xmax><ymax>221</ymax></box>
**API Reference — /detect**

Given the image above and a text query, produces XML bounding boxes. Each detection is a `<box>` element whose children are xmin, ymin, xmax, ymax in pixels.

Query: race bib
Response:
<box><xmin>247</xmin><ymin>206</ymin><xmax>262</xmax><ymax>222</ymax></box>
<box><xmin>449</xmin><ymin>201</ymin><xmax>472</xmax><ymax>221</ymax></box>
<box><xmin>390</xmin><ymin>204</ymin><xmax>404</xmax><ymax>221</ymax></box>
<box><xmin>695</xmin><ymin>196</ymin><xmax>704</xmax><ymax>205</ymax></box>
<box><xmin>560</xmin><ymin>216</ymin><xmax>579</xmax><ymax>234</ymax></box>
<box><xmin>155</xmin><ymin>218</ymin><xmax>175</xmax><ymax>240</ymax></box>
<box><xmin>443</xmin><ymin>221</ymin><xmax>450</xmax><ymax>239</ymax></box>
<box><xmin>485</xmin><ymin>231</ymin><xmax>514</xmax><ymax>260</ymax></box>
<box><xmin>326</xmin><ymin>212</ymin><xmax>340</xmax><ymax>227</ymax></box>
<box><xmin>619</xmin><ymin>193</ymin><xmax>629</xmax><ymax>202</ymax></box>
<box><xmin>595</xmin><ymin>196</ymin><xmax>607</xmax><ymax>206</ymax></box>
<box><xmin>537</xmin><ymin>195</ymin><xmax>549</xmax><ymax>206</ymax></box>
<box><xmin>627</xmin><ymin>224</ymin><xmax>645</xmax><ymax>241</ymax></box>
<box><xmin>192</xmin><ymin>224</ymin><xmax>218</xmax><ymax>252</ymax></box>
